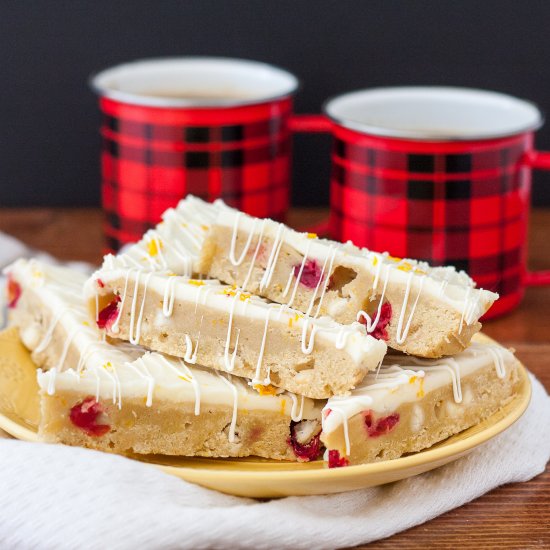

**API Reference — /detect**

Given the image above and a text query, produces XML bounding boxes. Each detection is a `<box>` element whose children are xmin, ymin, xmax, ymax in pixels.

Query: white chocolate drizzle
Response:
<box><xmin>217</xmin><ymin>373</ymin><xmax>239</xmax><ymax>443</ymax></box>
<box><xmin>357</xmin><ymin>265</ymin><xmax>390</xmax><ymax>334</ymax></box>
<box><xmin>162</xmin><ymin>276</ymin><xmax>178</xmax><ymax>317</ymax></box>
<box><xmin>128</xmin><ymin>271</ymin><xmax>153</xmax><ymax>345</ymax></box>
<box><xmin>259</xmin><ymin>223</ymin><xmax>285</xmax><ymax>291</ymax></box>
<box><xmin>241</xmin><ymin>220</ymin><xmax>267</xmax><ymax>290</ymax></box>
<box><xmin>223</xmin><ymin>292</ymin><xmax>242</xmax><ymax>371</ymax></box>
<box><xmin>229</xmin><ymin>214</ymin><xmax>257</xmax><ymax>266</ymax></box>
<box><xmin>287</xmin><ymin>393</ymin><xmax>306</xmax><ymax>422</ymax></box>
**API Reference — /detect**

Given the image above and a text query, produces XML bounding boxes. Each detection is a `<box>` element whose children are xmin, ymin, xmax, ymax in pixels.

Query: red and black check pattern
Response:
<box><xmin>100</xmin><ymin>97</ymin><xmax>292</xmax><ymax>251</ymax></box>
<box><xmin>329</xmin><ymin>128</ymin><xmax>532</xmax><ymax>315</ymax></box>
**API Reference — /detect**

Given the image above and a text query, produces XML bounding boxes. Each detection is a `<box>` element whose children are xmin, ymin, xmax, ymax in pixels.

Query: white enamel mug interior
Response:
<box><xmin>91</xmin><ymin>57</ymin><xmax>299</xmax><ymax>108</ymax></box>
<box><xmin>324</xmin><ymin>86</ymin><xmax>543</xmax><ymax>140</ymax></box>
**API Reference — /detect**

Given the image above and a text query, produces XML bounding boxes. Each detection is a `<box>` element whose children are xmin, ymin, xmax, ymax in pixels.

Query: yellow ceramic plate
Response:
<box><xmin>0</xmin><ymin>328</ymin><xmax>531</xmax><ymax>498</ymax></box>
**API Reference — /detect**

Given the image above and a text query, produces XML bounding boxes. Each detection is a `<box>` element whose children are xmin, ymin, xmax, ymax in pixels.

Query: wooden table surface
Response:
<box><xmin>0</xmin><ymin>206</ymin><xmax>549</xmax><ymax>548</ymax></box>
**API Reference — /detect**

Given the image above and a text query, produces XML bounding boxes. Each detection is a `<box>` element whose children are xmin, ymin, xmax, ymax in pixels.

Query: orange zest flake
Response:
<box><xmin>408</xmin><ymin>375</ymin><xmax>417</xmax><ymax>384</ymax></box>
<box><xmin>253</xmin><ymin>383</ymin><xmax>279</xmax><ymax>396</ymax></box>
<box><xmin>397</xmin><ymin>262</ymin><xmax>413</xmax><ymax>273</ymax></box>
<box><xmin>222</xmin><ymin>287</ymin><xmax>251</xmax><ymax>301</ymax></box>
<box><xmin>201</xmin><ymin>224</ymin><xmax>209</xmax><ymax>231</ymax></box>
<box><xmin>102</xmin><ymin>361</ymin><xmax>113</xmax><ymax>370</ymax></box>
<box><xmin>147</xmin><ymin>238</ymin><xmax>163</xmax><ymax>257</ymax></box>
<box><xmin>188</xmin><ymin>279</ymin><xmax>205</xmax><ymax>287</ymax></box>
<box><xmin>388</xmin><ymin>255</ymin><xmax>401</xmax><ymax>263</ymax></box>
<box><xmin>307</xmin><ymin>232</ymin><xmax>318</xmax><ymax>239</ymax></box>
<box><xmin>414</xmin><ymin>268</ymin><xmax>427</xmax><ymax>275</ymax></box>
<box><xmin>372</xmin><ymin>256</ymin><xmax>379</xmax><ymax>266</ymax></box>
<box><xmin>181</xmin><ymin>222</ymin><xmax>188</xmax><ymax>228</ymax></box>
<box><xmin>82</xmin><ymin>321</ymin><xmax>90</xmax><ymax>327</ymax></box>
<box><xmin>288</xmin><ymin>312</ymin><xmax>301</xmax><ymax>328</ymax></box>
<box><xmin>279</xmin><ymin>398</ymin><xmax>287</xmax><ymax>415</ymax></box>
<box><xmin>240</xmin><ymin>408</ymin><xmax>249</xmax><ymax>415</ymax></box>
<box><xmin>416</xmin><ymin>378</ymin><xmax>425</xmax><ymax>398</ymax></box>
<box><xmin>178</xmin><ymin>375</ymin><xmax>190</xmax><ymax>383</ymax></box>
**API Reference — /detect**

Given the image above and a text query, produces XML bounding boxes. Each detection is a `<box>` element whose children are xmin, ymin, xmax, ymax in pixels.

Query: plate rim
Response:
<box><xmin>0</xmin><ymin>332</ymin><xmax>532</xmax><ymax>484</ymax></box>
<box><xmin>154</xmin><ymin>363</ymin><xmax>532</xmax><ymax>481</ymax></box>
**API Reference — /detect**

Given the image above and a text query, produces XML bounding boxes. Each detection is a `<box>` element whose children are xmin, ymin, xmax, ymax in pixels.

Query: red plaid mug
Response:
<box><xmin>301</xmin><ymin>86</ymin><xmax>550</xmax><ymax>318</ymax></box>
<box><xmin>91</xmin><ymin>57</ymin><xmax>299</xmax><ymax>251</ymax></box>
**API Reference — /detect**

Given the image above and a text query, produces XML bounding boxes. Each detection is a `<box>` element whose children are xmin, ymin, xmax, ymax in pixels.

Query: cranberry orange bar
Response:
<box><xmin>321</xmin><ymin>340</ymin><xmax>521</xmax><ymax>467</ymax></box>
<box><xmin>198</xmin><ymin>200</ymin><xmax>499</xmax><ymax>358</ymax></box>
<box><xmin>5</xmin><ymin>259</ymin><xmax>323</xmax><ymax>460</ymax></box>
<box><xmin>84</xmin><ymin>266</ymin><xmax>387</xmax><ymax>399</ymax></box>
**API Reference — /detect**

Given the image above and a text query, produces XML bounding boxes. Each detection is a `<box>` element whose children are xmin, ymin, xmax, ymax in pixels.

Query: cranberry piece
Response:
<box><xmin>359</xmin><ymin>301</ymin><xmax>392</xmax><ymax>341</ymax></box>
<box><xmin>372</xmin><ymin>302</ymin><xmax>392</xmax><ymax>341</ymax></box>
<box><xmin>7</xmin><ymin>276</ymin><xmax>22</xmax><ymax>308</ymax></box>
<box><xmin>364</xmin><ymin>411</ymin><xmax>373</xmax><ymax>430</ymax></box>
<box><xmin>294</xmin><ymin>260</ymin><xmax>323</xmax><ymax>289</ymax></box>
<box><xmin>97</xmin><ymin>296</ymin><xmax>121</xmax><ymax>330</ymax></box>
<box><xmin>374</xmin><ymin>414</ymin><xmax>400</xmax><ymax>435</ymax></box>
<box><xmin>288</xmin><ymin>421</ymin><xmax>322</xmax><ymax>462</ymax></box>
<box><xmin>363</xmin><ymin>410</ymin><xmax>400</xmax><ymax>438</ymax></box>
<box><xmin>97</xmin><ymin>278</ymin><xmax>105</xmax><ymax>288</ymax></box>
<box><xmin>69</xmin><ymin>397</ymin><xmax>110</xmax><ymax>436</ymax></box>
<box><xmin>328</xmin><ymin>449</ymin><xmax>349</xmax><ymax>468</ymax></box>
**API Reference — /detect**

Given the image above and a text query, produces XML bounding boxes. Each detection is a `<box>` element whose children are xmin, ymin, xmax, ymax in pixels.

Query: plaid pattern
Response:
<box><xmin>100</xmin><ymin>98</ymin><xmax>292</xmax><ymax>251</ymax></box>
<box><xmin>329</xmin><ymin>127</ymin><xmax>532</xmax><ymax>315</ymax></box>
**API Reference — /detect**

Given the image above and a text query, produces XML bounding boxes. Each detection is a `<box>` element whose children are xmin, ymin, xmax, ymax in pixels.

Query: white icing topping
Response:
<box><xmin>103</xmin><ymin>195</ymin><xmax>220</xmax><ymax>276</ymax></box>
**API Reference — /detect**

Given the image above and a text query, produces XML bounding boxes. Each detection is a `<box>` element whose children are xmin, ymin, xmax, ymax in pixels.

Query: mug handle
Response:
<box><xmin>289</xmin><ymin>114</ymin><xmax>333</xmax><ymax>234</ymax></box>
<box><xmin>521</xmin><ymin>151</ymin><xmax>550</xmax><ymax>286</ymax></box>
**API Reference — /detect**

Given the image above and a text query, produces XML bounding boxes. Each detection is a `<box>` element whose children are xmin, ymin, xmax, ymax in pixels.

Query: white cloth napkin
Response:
<box><xmin>0</xmin><ymin>232</ymin><xmax>549</xmax><ymax>550</ymax></box>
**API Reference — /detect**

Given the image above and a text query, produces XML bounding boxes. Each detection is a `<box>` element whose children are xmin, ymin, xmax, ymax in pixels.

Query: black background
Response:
<box><xmin>3</xmin><ymin>0</ymin><xmax>550</xmax><ymax>207</ymax></box>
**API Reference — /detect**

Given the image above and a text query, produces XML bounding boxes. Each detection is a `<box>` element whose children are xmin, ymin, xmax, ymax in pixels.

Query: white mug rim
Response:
<box><xmin>323</xmin><ymin>86</ymin><xmax>544</xmax><ymax>141</ymax></box>
<box><xmin>90</xmin><ymin>56</ymin><xmax>300</xmax><ymax>108</ymax></box>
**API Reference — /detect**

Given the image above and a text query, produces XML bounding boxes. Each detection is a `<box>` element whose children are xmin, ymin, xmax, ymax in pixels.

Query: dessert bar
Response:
<box><xmin>199</xmin><ymin>200</ymin><xmax>499</xmax><ymax>358</ymax></box>
<box><xmin>85</xmin><ymin>266</ymin><xmax>387</xmax><ymax>399</ymax></box>
<box><xmin>6</xmin><ymin>259</ymin><xmax>323</xmax><ymax>460</ymax></box>
<box><xmin>321</xmin><ymin>341</ymin><xmax>521</xmax><ymax>467</ymax></box>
